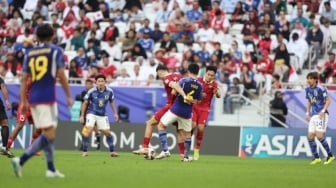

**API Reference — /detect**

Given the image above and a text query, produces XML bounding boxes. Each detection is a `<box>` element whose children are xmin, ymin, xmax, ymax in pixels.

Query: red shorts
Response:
<box><xmin>154</xmin><ymin>104</ymin><xmax>172</xmax><ymax>121</ymax></box>
<box><xmin>16</xmin><ymin>103</ymin><xmax>34</xmax><ymax>125</ymax></box>
<box><xmin>192</xmin><ymin>106</ymin><xmax>210</xmax><ymax>125</ymax></box>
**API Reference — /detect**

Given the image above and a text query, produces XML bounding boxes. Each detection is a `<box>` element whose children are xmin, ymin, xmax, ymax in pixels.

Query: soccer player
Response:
<box><xmin>192</xmin><ymin>66</ymin><xmax>221</xmax><ymax>160</ymax></box>
<box><xmin>305</xmin><ymin>71</ymin><xmax>335</xmax><ymax>165</ymax></box>
<box><xmin>6</xmin><ymin>78</ymin><xmax>41</xmax><ymax>157</ymax></box>
<box><xmin>79</xmin><ymin>74</ymin><xmax>119</xmax><ymax>157</ymax></box>
<box><xmin>0</xmin><ymin>77</ymin><xmax>12</xmax><ymax>157</ymax></box>
<box><xmin>79</xmin><ymin>79</ymin><xmax>101</xmax><ymax>150</ymax></box>
<box><xmin>156</xmin><ymin>63</ymin><xmax>203</xmax><ymax>161</ymax></box>
<box><xmin>11</xmin><ymin>24</ymin><xmax>73</xmax><ymax>178</ymax></box>
<box><xmin>132</xmin><ymin>64</ymin><xmax>184</xmax><ymax>157</ymax></box>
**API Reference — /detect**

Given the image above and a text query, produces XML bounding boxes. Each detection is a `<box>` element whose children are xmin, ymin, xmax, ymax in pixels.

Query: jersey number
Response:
<box><xmin>184</xmin><ymin>90</ymin><xmax>195</xmax><ymax>104</ymax></box>
<box><xmin>28</xmin><ymin>56</ymin><xmax>48</xmax><ymax>81</ymax></box>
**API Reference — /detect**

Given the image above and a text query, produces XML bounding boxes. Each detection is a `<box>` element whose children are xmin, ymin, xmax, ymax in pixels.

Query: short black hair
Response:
<box><xmin>206</xmin><ymin>65</ymin><xmax>217</xmax><ymax>74</ymax></box>
<box><xmin>306</xmin><ymin>71</ymin><xmax>319</xmax><ymax>80</ymax></box>
<box><xmin>95</xmin><ymin>74</ymin><xmax>106</xmax><ymax>81</ymax></box>
<box><xmin>36</xmin><ymin>24</ymin><xmax>54</xmax><ymax>42</ymax></box>
<box><xmin>188</xmin><ymin>63</ymin><xmax>199</xmax><ymax>75</ymax></box>
<box><xmin>156</xmin><ymin>64</ymin><xmax>168</xmax><ymax>72</ymax></box>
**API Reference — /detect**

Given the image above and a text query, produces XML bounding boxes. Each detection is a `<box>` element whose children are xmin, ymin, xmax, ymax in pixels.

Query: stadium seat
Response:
<box><xmin>65</xmin><ymin>50</ymin><xmax>77</xmax><ymax>61</ymax></box>
<box><xmin>176</xmin><ymin>43</ymin><xmax>185</xmax><ymax>52</ymax></box>
<box><xmin>115</xmin><ymin>22</ymin><xmax>127</xmax><ymax>37</ymax></box>
<box><xmin>230</xmin><ymin>24</ymin><xmax>244</xmax><ymax>36</ymax></box>
<box><xmin>329</xmin><ymin>25</ymin><xmax>336</xmax><ymax>42</ymax></box>
<box><xmin>99</xmin><ymin>22</ymin><xmax>110</xmax><ymax>32</ymax></box>
<box><xmin>159</xmin><ymin>23</ymin><xmax>168</xmax><ymax>31</ymax></box>
<box><xmin>86</xmin><ymin>12</ymin><xmax>96</xmax><ymax>23</ymax></box>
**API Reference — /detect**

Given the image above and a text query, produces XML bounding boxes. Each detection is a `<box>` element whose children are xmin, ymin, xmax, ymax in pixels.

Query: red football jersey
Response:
<box><xmin>163</xmin><ymin>73</ymin><xmax>183</xmax><ymax>105</ymax></box>
<box><xmin>195</xmin><ymin>77</ymin><xmax>219</xmax><ymax>108</ymax></box>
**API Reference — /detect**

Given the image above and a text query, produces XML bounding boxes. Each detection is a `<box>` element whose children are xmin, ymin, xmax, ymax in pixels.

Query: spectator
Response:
<box><xmin>269</xmin><ymin>91</ymin><xmax>288</xmax><ymax>128</ymax></box>
<box><xmin>320</xmin><ymin>52</ymin><xmax>336</xmax><ymax>83</ymax></box>
<box><xmin>86</xmin><ymin>38</ymin><xmax>100</xmax><ymax>59</ymax></box>
<box><xmin>210</xmin><ymin>9</ymin><xmax>230</xmax><ymax>34</ymax></box>
<box><xmin>105</xmin><ymin>37</ymin><xmax>122</xmax><ymax>62</ymax></box>
<box><xmin>230</xmin><ymin>1</ymin><xmax>245</xmax><ymax>24</ymax></box>
<box><xmin>150</xmin><ymin>23</ymin><xmax>163</xmax><ymax>43</ymax></box>
<box><xmin>220</xmin><ymin>0</ymin><xmax>239</xmax><ymax>14</ymax></box>
<box><xmin>196</xmin><ymin>20</ymin><xmax>214</xmax><ymax>43</ymax></box>
<box><xmin>242</xmin><ymin>23</ymin><xmax>259</xmax><ymax>46</ymax></box>
<box><xmin>320</xmin><ymin>1</ymin><xmax>336</xmax><ymax>25</ymax></box>
<box><xmin>271</xmin><ymin>74</ymin><xmax>283</xmax><ymax>91</ymax></box>
<box><xmin>132</xmin><ymin>43</ymin><xmax>148</xmax><ymax>59</ymax></box>
<box><xmin>306</xmin><ymin>20</ymin><xmax>324</xmax><ymax>66</ymax></box>
<box><xmin>240</xmin><ymin>64</ymin><xmax>256</xmax><ymax>100</ymax></box>
<box><xmin>99</xmin><ymin>54</ymin><xmax>117</xmax><ymax>79</ymax></box>
<box><xmin>255</xmin><ymin>49</ymin><xmax>273</xmax><ymax>94</ymax></box>
<box><xmin>156</xmin><ymin>1</ymin><xmax>171</xmax><ymax>24</ymax></box>
<box><xmin>70</xmin><ymin>29</ymin><xmax>85</xmax><ymax>51</ymax></box>
<box><xmin>273</xmin><ymin>0</ymin><xmax>287</xmax><ymax>15</ymax></box>
<box><xmin>273</xmin><ymin>43</ymin><xmax>290</xmax><ymax>82</ymax></box>
<box><xmin>137</xmin><ymin>31</ymin><xmax>155</xmax><ymax>54</ymax></box>
<box><xmin>274</xmin><ymin>10</ymin><xmax>290</xmax><ymax>41</ymax></box>
<box><xmin>68</xmin><ymin>59</ymin><xmax>82</xmax><ymax>84</ymax></box>
<box><xmin>121</xmin><ymin>29</ymin><xmax>137</xmax><ymax>52</ymax></box>
<box><xmin>197</xmin><ymin>42</ymin><xmax>211</xmax><ymax>63</ymax></box>
<box><xmin>74</xmin><ymin>46</ymin><xmax>88</xmax><ymax>70</ymax></box>
<box><xmin>242</xmin><ymin>9</ymin><xmax>259</xmax><ymax>35</ymax></box>
<box><xmin>4</xmin><ymin>51</ymin><xmax>21</xmax><ymax>76</ymax></box>
<box><xmin>327</xmin><ymin>73</ymin><xmax>336</xmax><ymax>90</ymax></box>
<box><xmin>103</xmin><ymin>19</ymin><xmax>119</xmax><ymax>41</ymax></box>
<box><xmin>160</xmin><ymin>32</ymin><xmax>177</xmax><ymax>53</ymax></box>
<box><xmin>224</xmin><ymin>77</ymin><xmax>241</xmax><ymax>114</ymax></box>
<box><xmin>287</xmin><ymin>32</ymin><xmax>309</xmax><ymax>72</ymax></box>
<box><xmin>112</xmin><ymin>67</ymin><xmax>131</xmax><ymax>86</ymax></box>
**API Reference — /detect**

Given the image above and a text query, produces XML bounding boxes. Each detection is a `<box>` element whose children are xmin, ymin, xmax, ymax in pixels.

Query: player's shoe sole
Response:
<box><xmin>11</xmin><ymin>157</ymin><xmax>22</xmax><ymax>178</ymax></box>
<box><xmin>310</xmin><ymin>158</ymin><xmax>322</xmax><ymax>165</ymax></box>
<box><xmin>324</xmin><ymin>156</ymin><xmax>335</xmax><ymax>165</ymax></box>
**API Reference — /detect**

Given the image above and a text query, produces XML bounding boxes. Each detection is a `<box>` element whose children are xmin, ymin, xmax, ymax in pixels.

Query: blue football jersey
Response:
<box><xmin>84</xmin><ymin>86</ymin><xmax>114</xmax><ymax>116</ymax></box>
<box><xmin>22</xmin><ymin>44</ymin><xmax>65</xmax><ymax>105</ymax></box>
<box><xmin>305</xmin><ymin>85</ymin><xmax>328</xmax><ymax>116</ymax></box>
<box><xmin>170</xmin><ymin>77</ymin><xmax>203</xmax><ymax>118</ymax></box>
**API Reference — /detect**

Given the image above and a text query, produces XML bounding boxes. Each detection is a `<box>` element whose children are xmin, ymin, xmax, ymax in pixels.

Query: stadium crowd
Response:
<box><xmin>0</xmin><ymin>0</ymin><xmax>336</xmax><ymax>92</ymax></box>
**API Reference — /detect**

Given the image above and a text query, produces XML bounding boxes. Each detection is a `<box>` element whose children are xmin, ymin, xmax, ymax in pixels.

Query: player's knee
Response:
<box><xmin>82</xmin><ymin>126</ymin><xmax>92</xmax><ymax>136</ymax></box>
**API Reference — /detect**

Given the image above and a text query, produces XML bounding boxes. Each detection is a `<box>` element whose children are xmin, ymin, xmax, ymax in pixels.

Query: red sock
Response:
<box><xmin>6</xmin><ymin>136</ymin><xmax>14</xmax><ymax>149</ymax></box>
<box><xmin>195</xmin><ymin>131</ymin><xmax>204</xmax><ymax>150</ymax></box>
<box><xmin>178</xmin><ymin>142</ymin><xmax>184</xmax><ymax>155</ymax></box>
<box><xmin>143</xmin><ymin>137</ymin><xmax>150</xmax><ymax>148</ymax></box>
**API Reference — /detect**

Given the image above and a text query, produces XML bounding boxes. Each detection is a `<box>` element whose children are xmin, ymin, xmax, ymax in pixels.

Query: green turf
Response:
<box><xmin>0</xmin><ymin>150</ymin><xmax>334</xmax><ymax>188</ymax></box>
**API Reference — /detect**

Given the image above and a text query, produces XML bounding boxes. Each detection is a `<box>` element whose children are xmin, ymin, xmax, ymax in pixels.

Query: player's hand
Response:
<box><xmin>318</xmin><ymin>111</ymin><xmax>325</xmax><ymax>120</ymax></box>
<box><xmin>67</xmin><ymin>97</ymin><xmax>74</xmax><ymax>109</ymax></box>
<box><xmin>5</xmin><ymin>100</ymin><xmax>11</xmax><ymax>110</ymax></box>
<box><xmin>305</xmin><ymin>114</ymin><xmax>310</xmax><ymax>122</ymax></box>
<box><xmin>79</xmin><ymin>116</ymin><xmax>84</xmax><ymax>124</ymax></box>
<box><xmin>114</xmin><ymin>114</ymin><xmax>119</xmax><ymax>122</ymax></box>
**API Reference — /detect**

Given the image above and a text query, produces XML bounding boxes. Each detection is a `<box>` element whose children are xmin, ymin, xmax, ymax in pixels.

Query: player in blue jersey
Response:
<box><xmin>305</xmin><ymin>71</ymin><xmax>334</xmax><ymax>165</ymax></box>
<box><xmin>155</xmin><ymin>63</ymin><xmax>203</xmax><ymax>162</ymax></box>
<box><xmin>11</xmin><ymin>24</ymin><xmax>73</xmax><ymax>178</ymax></box>
<box><xmin>79</xmin><ymin>74</ymin><xmax>119</xmax><ymax>157</ymax></box>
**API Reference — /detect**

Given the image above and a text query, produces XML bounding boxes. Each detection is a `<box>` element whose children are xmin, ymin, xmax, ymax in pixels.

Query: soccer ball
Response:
<box><xmin>144</xmin><ymin>148</ymin><xmax>155</xmax><ymax>160</ymax></box>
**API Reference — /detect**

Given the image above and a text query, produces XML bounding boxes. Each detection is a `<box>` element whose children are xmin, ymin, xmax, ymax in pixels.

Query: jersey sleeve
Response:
<box><xmin>22</xmin><ymin>52</ymin><xmax>29</xmax><ymax>73</ymax></box>
<box><xmin>109</xmin><ymin>89</ymin><xmax>114</xmax><ymax>103</ymax></box>
<box><xmin>55</xmin><ymin>47</ymin><xmax>65</xmax><ymax>69</ymax></box>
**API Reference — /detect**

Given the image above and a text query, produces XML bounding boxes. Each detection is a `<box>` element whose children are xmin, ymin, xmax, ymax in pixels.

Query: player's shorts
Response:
<box><xmin>160</xmin><ymin>110</ymin><xmax>192</xmax><ymax>132</ymax></box>
<box><xmin>192</xmin><ymin>106</ymin><xmax>210</xmax><ymax>125</ymax></box>
<box><xmin>308</xmin><ymin>114</ymin><xmax>329</xmax><ymax>133</ymax></box>
<box><xmin>16</xmin><ymin>103</ymin><xmax>34</xmax><ymax>125</ymax></box>
<box><xmin>154</xmin><ymin>104</ymin><xmax>171</xmax><ymax>121</ymax></box>
<box><xmin>30</xmin><ymin>103</ymin><xmax>58</xmax><ymax>129</ymax></box>
<box><xmin>0</xmin><ymin>99</ymin><xmax>8</xmax><ymax>121</ymax></box>
<box><xmin>85</xmin><ymin>113</ymin><xmax>110</xmax><ymax>130</ymax></box>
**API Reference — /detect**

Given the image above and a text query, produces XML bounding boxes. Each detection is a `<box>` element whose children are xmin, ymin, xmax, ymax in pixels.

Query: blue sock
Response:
<box><xmin>159</xmin><ymin>130</ymin><xmax>168</xmax><ymax>152</ymax></box>
<box><xmin>184</xmin><ymin>138</ymin><xmax>192</xmax><ymax>159</ymax></box>
<box><xmin>319</xmin><ymin>138</ymin><xmax>333</xmax><ymax>157</ymax></box>
<box><xmin>82</xmin><ymin>135</ymin><xmax>90</xmax><ymax>152</ymax></box>
<box><xmin>44</xmin><ymin>140</ymin><xmax>55</xmax><ymax>172</ymax></box>
<box><xmin>20</xmin><ymin>134</ymin><xmax>48</xmax><ymax>166</ymax></box>
<box><xmin>309</xmin><ymin>139</ymin><xmax>319</xmax><ymax>159</ymax></box>
<box><xmin>106</xmin><ymin>135</ymin><xmax>114</xmax><ymax>152</ymax></box>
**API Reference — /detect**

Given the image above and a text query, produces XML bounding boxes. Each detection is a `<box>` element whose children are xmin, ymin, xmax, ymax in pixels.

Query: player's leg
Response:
<box><xmin>98</xmin><ymin>116</ymin><xmax>118</xmax><ymax>157</ymax></box>
<box><xmin>179</xmin><ymin>118</ymin><xmax>192</xmax><ymax>162</ymax></box>
<box><xmin>194</xmin><ymin>110</ymin><xmax>208</xmax><ymax>160</ymax></box>
<box><xmin>155</xmin><ymin>111</ymin><xmax>175</xmax><ymax>159</ymax></box>
<box><xmin>0</xmin><ymin>119</ymin><xmax>13</xmax><ymax>157</ymax></box>
<box><xmin>31</xmin><ymin>127</ymin><xmax>42</xmax><ymax>156</ymax></box>
<box><xmin>308</xmin><ymin>116</ymin><xmax>321</xmax><ymax>165</ymax></box>
<box><xmin>175</xmin><ymin>124</ymin><xmax>185</xmax><ymax>160</ymax></box>
<box><xmin>93</xmin><ymin>124</ymin><xmax>101</xmax><ymax>150</ymax></box>
<box><xmin>133</xmin><ymin>116</ymin><xmax>158</xmax><ymax>154</ymax></box>
<box><xmin>5</xmin><ymin>122</ymin><xmax>25</xmax><ymax>155</ymax></box>
<box><xmin>81</xmin><ymin>114</ymin><xmax>95</xmax><ymax>157</ymax></box>
<box><xmin>315</xmin><ymin>114</ymin><xmax>334</xmax><ymax>164</ymax></box>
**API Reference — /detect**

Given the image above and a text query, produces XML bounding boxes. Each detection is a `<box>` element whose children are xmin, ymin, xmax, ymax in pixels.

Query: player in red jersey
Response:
<box><xmin>133</xmin><ymin>64</ymin><xmax>184</xmax><ymax>158</ymax></box>
<box><xmin>192</xmin><ymin>66</ymin><xmax>221</xmax><ymax>160</ymax></box>
<box><xmin>6</xmin><ymin>78</ymin><xmax>41</xmax><ymax>157</ymax></box>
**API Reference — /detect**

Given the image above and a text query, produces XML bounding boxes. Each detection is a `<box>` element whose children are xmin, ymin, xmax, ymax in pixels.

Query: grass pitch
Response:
<box><xmin>0</xmin><ymin>150</ymin><xmax>334</xmax><ymax>188</ymax></box>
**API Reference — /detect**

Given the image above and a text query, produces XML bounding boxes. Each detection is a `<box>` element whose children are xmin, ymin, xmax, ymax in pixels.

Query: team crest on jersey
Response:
<box><xmin>164</xmin><ymin>79</ymin><xmax>169</xmax><ymax>84</ymax></box>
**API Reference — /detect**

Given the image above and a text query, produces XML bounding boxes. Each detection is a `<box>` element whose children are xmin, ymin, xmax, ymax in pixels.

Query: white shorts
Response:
<box><xmin>31</xmin><ymin>103</ymin><xmax>58</xmax><ymax>129</ymax></box>
<box><xmin>308</xmin><ymin>114</ymin><xmax>329</xmax><ymax>133</ymax></box>
<box><xmin>160</xmin><ymin>110</ymin><xmax>192</xmax><ymax>132</ymax></box>
<box><xmin>85</xmin><ymin>113</ymin><xmax>110</xmax><ymax>130</ymax></box>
